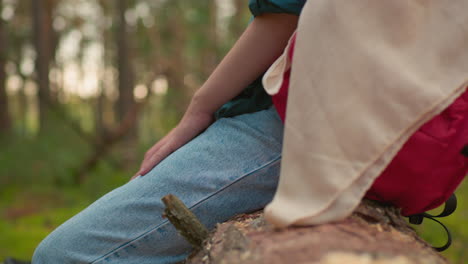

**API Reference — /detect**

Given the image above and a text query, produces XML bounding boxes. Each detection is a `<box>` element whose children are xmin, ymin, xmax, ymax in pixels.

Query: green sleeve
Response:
<box><xmin>249</xmin><ymin>0</ymin><xmax>306</xmax><ymax>17</ymax></box>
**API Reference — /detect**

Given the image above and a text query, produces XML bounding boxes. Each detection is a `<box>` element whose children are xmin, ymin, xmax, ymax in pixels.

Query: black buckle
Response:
<box><xmin>408</xmin><ymin>194</ymin><xmax>457</xmax><ymax>252</ymax></box>
<box><xmin>461</xmin><ymin>145</ymin><xmax>468</xmax><ymax>157</ymax></box>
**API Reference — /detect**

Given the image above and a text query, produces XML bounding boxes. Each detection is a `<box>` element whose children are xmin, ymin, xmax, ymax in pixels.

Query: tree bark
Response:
<box><xmin>95</xmin><ymin>7</ymin><xmax>110</xmax><ymax>140</ymax></box>
<box><xmin>188</xmin><ymin>200</ymin><xmax>448</xmax><ymax>264</ymax></box>
<box><xmin>31</xmin><ymin>0</ymin><xmax>54</xmax><ymax>131</ymax></box>
<box><xmin>201</xmin><ymin>0</ymin><xmax>218</xmax><ymax>79</ymax></box>
<box><xmin>165</xmin><ymin>0</ymin><xmax>189</xmax><ymax>117</ymax></box>
<box><xmin>116</xmin><ymin>0</ymin><xmax>138</xmax><ymax>165</ymax></box>
<box><xmin>0</xmin><ymin>2</ymin><xmax>11</xmax><ymax>134</ymax></box>
<box><xmin>116</xmin><ymin>0</ymin><xmax>135</xmax><ymax>123</ymax></box>
<box><xmin>230</xmin><ymin>0</ymin><xmax>246</xmax><ymax>39</ymax></box>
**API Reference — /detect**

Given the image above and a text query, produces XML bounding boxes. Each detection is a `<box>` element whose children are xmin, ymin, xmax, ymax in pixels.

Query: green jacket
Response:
<box><xmin>215</xmin><ymin>0</ymin><xmax>306</xmax><ymax>119</ymax></box>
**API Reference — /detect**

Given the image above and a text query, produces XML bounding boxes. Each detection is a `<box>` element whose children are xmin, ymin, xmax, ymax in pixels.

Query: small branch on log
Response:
<box><xmin>162</xmin><ymin>194</ymin><xmax>209</xmax><ymax>249</ymax></box>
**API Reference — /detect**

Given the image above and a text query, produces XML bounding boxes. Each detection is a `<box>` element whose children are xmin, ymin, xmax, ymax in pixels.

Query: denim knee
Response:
<box><xmin>32</xmin><ymin>227</ymin><xmax>85</xmax><ymax>264</ymax></box>
<box><xmin>32</xmin><ymin>236</ymin><xmax>64</xmax><ymax>264</ymax></box>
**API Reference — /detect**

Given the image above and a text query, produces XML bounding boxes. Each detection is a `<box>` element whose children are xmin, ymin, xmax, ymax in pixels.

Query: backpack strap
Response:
<box><xmin>407</xmin><ymin>194</ymin><xmax>457</xmax><ymax>252</ymax></box>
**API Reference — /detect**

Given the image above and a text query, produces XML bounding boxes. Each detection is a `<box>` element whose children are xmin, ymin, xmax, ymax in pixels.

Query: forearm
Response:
<box><xmin>186</xmin><ymin>13</ymin><xmax>299</xmax><ymax>118</ymax></box>
<box><xmin>136</xmin><ymin>13</ymin><xmax>298</xmax><ymax>177</ymax></box>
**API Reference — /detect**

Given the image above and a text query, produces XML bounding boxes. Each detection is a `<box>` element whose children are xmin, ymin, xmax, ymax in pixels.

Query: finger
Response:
<box><xmin>137</xmin><ymin>148</ymin><xmax>165</xmax><ymax>176</ymax></box>
<box><xmin>144</xmin><ymin>132</ymin><xmax>173</xmax><ymax>159</ymax></box>
<box><xmin>130</xmin><ymin>174</ymin><xmax>140</xmax><ymax>181</ymax></box>
<box><xmin>138</xmin><ymin>154</ymin><xmax>163</xmax><ymax>176</ymax></box>
<box><xmin>145</xmin><ymin>140</ymin><xmax>164</xmax><ymax>158</ymax></box>
<box><xmin>138</xmin><ymin>144</ymin><xmax>176</xmax><ymax>176</ymax></box>
<box><xmin>134</xmin><ymin>137</ymin><xmax>171</xmax><ymax>179</ymax></box>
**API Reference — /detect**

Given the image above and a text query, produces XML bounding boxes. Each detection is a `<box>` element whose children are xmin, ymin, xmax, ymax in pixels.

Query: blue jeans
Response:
<box><xmin>32</xmin><ymin>107</ymin><xmax>284</xmax><ymax>264</ymax></box>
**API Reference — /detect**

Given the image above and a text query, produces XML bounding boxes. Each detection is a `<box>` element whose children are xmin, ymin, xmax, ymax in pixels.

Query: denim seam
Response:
<box><xmin>91</xmin><ymin>154</ymin><xmax>281</xmax><ymax>264</ymax></box>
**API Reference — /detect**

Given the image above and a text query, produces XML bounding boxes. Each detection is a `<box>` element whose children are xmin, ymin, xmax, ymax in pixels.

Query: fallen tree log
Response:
<box><xmin>185</xmin><ymin>200</ymin><xmax>448</xmax><ymax>264</ymax></box>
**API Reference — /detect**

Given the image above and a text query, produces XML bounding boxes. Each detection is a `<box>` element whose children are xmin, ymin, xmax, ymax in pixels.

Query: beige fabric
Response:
<box><xmin>263</xmin><ymin>0</ymin><xmax>468</xmax><ymax>227</ymax></box>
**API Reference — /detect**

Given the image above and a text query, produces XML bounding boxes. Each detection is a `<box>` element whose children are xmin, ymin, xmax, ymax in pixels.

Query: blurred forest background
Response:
<box><xmin>0</xmin><ymin>0</ymin><xmax>467</xmax><ymax>262</ymax></box>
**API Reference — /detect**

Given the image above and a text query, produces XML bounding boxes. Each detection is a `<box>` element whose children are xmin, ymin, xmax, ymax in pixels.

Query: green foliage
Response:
<box><xmin>0</xmin><ymin>119</ymin><xmax>89</xmax><ymax>187</ymax></box>
<box><xmin>0</xmin><ymin>199</ymin><xmax>85</xmax><ymax>260</ymax></box>
<box><xmin>0</xmin><ymin>166</ymin><xmax>129</xmax><ymax>260</ymax></box>
<box><xmin>0</xmin><ymin>119</ymin><xmax>131</xmax><ymax>261</ymax></box>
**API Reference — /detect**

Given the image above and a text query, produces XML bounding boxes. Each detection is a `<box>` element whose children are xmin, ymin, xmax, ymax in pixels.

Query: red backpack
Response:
<box><xmin>365</xmin><ymin>88</ymin><xmax>468</xmax><ymax>251</ymax></box>
<box><xmin>366</xmin><ymin>89</ymin><xmax>468</xmax><ymax>215</ymax></box>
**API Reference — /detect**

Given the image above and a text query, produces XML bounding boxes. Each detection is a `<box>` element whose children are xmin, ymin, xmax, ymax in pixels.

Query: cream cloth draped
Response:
<box><xmin>262</xmin><ymin>0</ymin><xmax>468</xmax><ymax>227</ymax></box>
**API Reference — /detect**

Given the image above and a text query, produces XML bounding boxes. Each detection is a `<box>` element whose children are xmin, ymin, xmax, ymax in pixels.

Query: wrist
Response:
<box><xmin>186</xmin><ymin>91</ymin><xmax>217</xmax><ymax>117</ymax></box>
<box><xmin>179</xmin><ymin>98</ymin><xmax>214</xmax><ymax>129</ymax></box>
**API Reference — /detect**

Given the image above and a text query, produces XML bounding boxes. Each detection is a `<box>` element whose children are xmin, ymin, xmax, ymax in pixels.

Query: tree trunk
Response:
<box><xmin>116</xmin><ymin>0</ymin><xmax>135</xmax><ymax>123</ymax></box>
<box><xmin>201</xmin><ymin>0</ymin><xmax>218</xmax><ymax>79</ymax></box>
<box><xmin>15</xmin><ymin>64</ymin><xmax>28</xmax><ymax>136</ymax></box>
<box><xmin>0</xmin><ymin>2</ymin><xmax>11</xmax><ymax>134</ymax></box>
<box><xmin>230</xmin><ymin>0</ymin><xmax>246</xmax><ymax>39</ymax></box>
<box><xmin>31</xmin><ymin>0</ymin><xmax>54</xmax><ymax>132</ymax></box>
<box><xmin>95</xmin><ymin>13</ymin><xmax>109</xmax><ymax>140</ymax></box>
<box><xmin>165</xmin><ymin>0</ymin><xmax>189</xmax><ymax>118</ymax></box>
<box><xmin>116</xmin><ymin>0</ymin><xmax>137</xmax><ymax>165</ymax></box>
<box><xmin>188</xmin><ymin>200</ymin><xmax>448</xmax><ymax>264</ymax></box>
<box><xmin>95</xmin><ymin>0</ymin><xmax>113</xmax><ymax>140</ymax></box>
